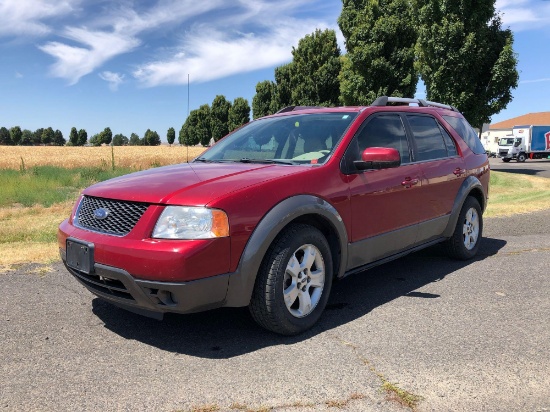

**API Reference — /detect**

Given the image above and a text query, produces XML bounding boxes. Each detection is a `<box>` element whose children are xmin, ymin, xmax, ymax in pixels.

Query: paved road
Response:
<box><xmin>489</xmin><ymin>156</ymin><xmax>550</xmax><ymax>178</ymax></box>
<box><xmin>2</xmin><ymin>210</ymin><xmax>550</xmax><ymax>412</ymax></box>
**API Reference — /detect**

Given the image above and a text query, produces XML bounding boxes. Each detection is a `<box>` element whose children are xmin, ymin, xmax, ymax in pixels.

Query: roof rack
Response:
<box><xmin>371</xmin><ymin>96</ymin><xmax>458</xmax><ymax>112</ymax></box>
<box><xmin>276</xmin><ymin>106</ymin><xmax>323</xmax><ymax>114</ymax></box>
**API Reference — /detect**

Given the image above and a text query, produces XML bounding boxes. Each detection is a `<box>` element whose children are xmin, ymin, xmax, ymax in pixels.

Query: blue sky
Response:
<box><xmin>1</xmin><ymin>0</ymin><xmax>549</xmax><ymax>141</ymax></box>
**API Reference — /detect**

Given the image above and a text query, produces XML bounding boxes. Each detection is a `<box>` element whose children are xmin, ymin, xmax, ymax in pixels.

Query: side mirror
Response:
<box><xmin>354</xmin><ymin>147</ymin><xmax>401</xmax><ymax>170</ymax></box>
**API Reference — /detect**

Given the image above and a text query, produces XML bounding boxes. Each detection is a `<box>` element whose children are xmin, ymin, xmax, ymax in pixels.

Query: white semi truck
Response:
<box><xmin>498</xmin><ymin>125</ymin><xmax>550</xmax><ymax>162</ymax></box>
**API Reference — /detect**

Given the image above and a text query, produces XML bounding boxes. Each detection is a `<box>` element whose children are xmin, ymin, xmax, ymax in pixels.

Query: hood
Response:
<box><xmin>82</xmin><ymin>162</ymin><xmax>308</xmax><ymax>205</ymax></box>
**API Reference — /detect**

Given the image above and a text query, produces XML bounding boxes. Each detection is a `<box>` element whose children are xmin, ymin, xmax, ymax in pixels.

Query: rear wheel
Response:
<box><xmin>444</xmin><ymin>196</ymin><xmax>483</xmax><ymax>260</ymax></box>
<box><xmin>249</xmin><ymin>224</ymin><xmax>333</xmax><ymax>335</ymax></box>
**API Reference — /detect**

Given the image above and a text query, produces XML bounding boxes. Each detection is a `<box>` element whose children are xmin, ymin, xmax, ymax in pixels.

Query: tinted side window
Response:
<box><xmin>406</xmin><ymin>115</ymin><xmax>448</xmax><ymax>161</ymax></box>
<box><xmin>356</xmin><ymin>115</ymin><xmax>410</xmax><ymax>163</ymax></box>
<box><xmin>443</xmin><ymin>115</ymin><xmax>486</xmax><ymax>154</ymax></box>
<box><xmin>439</xmin><ymin>124</ymin><xmax>458</xmax><ymax>157</ymax></box>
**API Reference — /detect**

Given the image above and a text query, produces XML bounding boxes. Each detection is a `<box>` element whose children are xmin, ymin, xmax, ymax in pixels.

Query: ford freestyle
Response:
<box><xmin>58</xmin><ymin>96</ymin><xmax>490</xmax><ymax>335</ymax></box>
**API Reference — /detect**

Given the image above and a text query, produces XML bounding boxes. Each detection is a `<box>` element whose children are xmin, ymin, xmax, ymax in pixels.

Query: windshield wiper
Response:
<box><xmin>238</xmin><ymin>158</ymin><xmax>296</xmax><ymax>165</ymax></box>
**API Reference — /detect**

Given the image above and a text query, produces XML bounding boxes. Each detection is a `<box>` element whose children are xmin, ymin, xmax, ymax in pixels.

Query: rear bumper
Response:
<box><xmin>61</xmin><ymin>248</ymin><xmax>230</xmax><ymax>318</ymax></box>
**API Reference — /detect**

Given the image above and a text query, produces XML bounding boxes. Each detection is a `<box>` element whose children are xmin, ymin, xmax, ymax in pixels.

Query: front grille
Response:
<box><xmin>76</xmin><ymin>196</ymin><xmax>149</xmax><ymax>236</ymax></box>
<box><xmin>68</xmin><ymin>266</ymin><xmax>135</xmax><ymax>301</ymax></box>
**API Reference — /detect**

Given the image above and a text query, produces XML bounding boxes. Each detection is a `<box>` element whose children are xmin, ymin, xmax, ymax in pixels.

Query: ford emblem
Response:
<box><xmin>93</xmin><ymin>208</ymin><xmax>109</xmax><ymax>220</ymax></box>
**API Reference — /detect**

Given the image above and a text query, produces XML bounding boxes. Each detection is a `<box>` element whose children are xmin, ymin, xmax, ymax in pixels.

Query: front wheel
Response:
<box><xmin>444</xmin><ymin>196</ymin><xmax>483</xmax><ymax>260</ymax></box>
<box><xmin>502</xmin><ymin>158</ymin><xmax>511</xmax><ymax>163</ymax></box>
<box><xmin>249</xmin><ymin>224</ymin><xmax>333</xmax><ymax>335</ymax></box>
<box><xmin>517</xmin><ymin>153</ymin><xmax>526</xmax><ymax>162</ymax></box>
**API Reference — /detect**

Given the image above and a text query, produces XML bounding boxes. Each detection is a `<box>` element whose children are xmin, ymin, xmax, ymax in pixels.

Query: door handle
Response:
<box><xmin>401</xmin><ymin>177</ymin><xmax>419</xmax><ymax>188</ymax></box>
<box><xmin>453</xmin><ymin>168</ymin><xmax>466</xmax><ymax>176</ymax></box>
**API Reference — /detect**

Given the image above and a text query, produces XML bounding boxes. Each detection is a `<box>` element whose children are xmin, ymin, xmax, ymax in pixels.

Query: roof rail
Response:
<box><xmin>276</xmin><ymin>106</ymin><xmax>323</xmax><ymax>114</ymax></box>
<box><xmin>371</xmin><ymin>96</ymin><xmax>457</xmax><ymax>112</ymax></box>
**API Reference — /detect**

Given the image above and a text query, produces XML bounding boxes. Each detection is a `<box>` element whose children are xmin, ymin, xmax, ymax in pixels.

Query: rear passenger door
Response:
<box><xmin>404</xmin><ymin>114</ymin><xmax>465</xmax><ymax>241</ymax></box>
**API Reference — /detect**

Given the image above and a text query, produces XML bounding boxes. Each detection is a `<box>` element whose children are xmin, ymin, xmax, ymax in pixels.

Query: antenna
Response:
<box><xmin>187</xmin><ymin>73</ymin><xmax>189</xmax><ymax>163</ymax></box>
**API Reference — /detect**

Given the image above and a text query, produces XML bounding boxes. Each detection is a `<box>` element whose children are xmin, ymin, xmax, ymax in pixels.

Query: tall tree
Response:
<box><xmin>33</xmin><ymin>128</ymin><xmax>44</xmax><ymax>145</ymax></box>
<box><xmin>290</xmin><ymin>29</ymin><xmax>341</xmax><ymax>107</ymax></box>
<box><xmin>21</xmin><ymin>129</ymin><xmax>33</xmax><ymax>145</ymax></box>
<box><xmin>211</xmin><ymin>95</ymin><xmax>232</xmax><ymax>141</ymax></box>
<box><xmin>77</xmin><ymin>129</ymin><xmax>87</xmax><ymax>146</ymax></box>
<box><xmin>166</xmin><ymin>127</ymin><xmax>176</xmax><ymax>146</ymax></box>
<box><xmin>0</xmin><ymin>127</ymin><xmax>11</xmax><ymax>145</ymax></box>
<box><xmin>41</xmin><ymin>127</ymin><xmax>54</xmax><ymax>145</ymax></box>
<box><xmin>228</xmin><ymin>97</ymin><xmax>250</xmax><ymax>132</ymax></box>
<box><xmin>53</xmin><ymin>129</ymin><xmax>65</xmax><ymax>146</ymax></box>
<box><xmin>179</xmin><ymin>111</ymin><xmax>200</xmax><ymax>146</ymax></box>
<box><xmin>338</xmin><ymin>0</ymin><xmax>418</xmax><ymax>105</ymax></box>
<box><xmin>69</xmin><ymin>127</ymin><xmax>79</xmax><ymax>146</ymax></box>
<box><xmin>90</xmin><ymin>134</ymin><xmax>101</xmax><ymax>146</ymax></box>
<box><xmin>100</xmin><ymin>127</ymin><xmax>112</xmax><ymax>145</ymax></box>
<box><xmin>129</xmin><ymin>132</ymin><xmax>141</xmax><ymax>146</ymax></box>
<box><xmin>252</xmin><ymin>81</ymin><xmax>277</xmax><ymax>119</ymax></box>
<box><xmin>10</xmin><ymin>126</ymin><xmax>22</xmax><ymax>145</ymax></box>
<box><xmin>112</xmin><ymin>133</ymin><xmax>129</xmax><ymax>146</ymax></box>
<box><xmin>415</xmin><ymin>0</ymin><xmax>519</xmax><ymax>131</ymax></box>
<box><xmin>196</xmin><ymin>104</ymin><xmax>212</xmax><ymax>147</ymax></box>
<box><xmin>274</xmin><ymin>64</ymin><xmax>293</xmax><ymax>109</ymax></box>
<box><xmin>144</xmin><ymin>129</ymin><xmax>161</xmax><ymax>146</ymax></box>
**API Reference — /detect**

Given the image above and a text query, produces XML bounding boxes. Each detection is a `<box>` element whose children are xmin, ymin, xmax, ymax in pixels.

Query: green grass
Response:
<box><xmin>0</xmin><ymin>165</ymin><xmax>134</xmax><ymax>208</ymax></box>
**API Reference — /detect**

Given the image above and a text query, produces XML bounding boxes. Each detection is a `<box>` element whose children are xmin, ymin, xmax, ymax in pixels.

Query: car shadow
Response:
<box><xmin>491</xmin><ymin>167</ymin><xmax>546</xmax><ymax>176</ymax></box>
<box><xmin>92</xmin><ymin>236</ymin><xmax>506</xmax><ymax>359</ymax></box>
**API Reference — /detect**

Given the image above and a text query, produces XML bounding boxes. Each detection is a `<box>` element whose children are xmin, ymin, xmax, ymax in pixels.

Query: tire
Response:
<box><xmin>444</xmin><ymin>196</ymin><xmax>483</xmax><ymax>260</ymax></box>
<box><xmin>517</xmin><ymin>153</ymin><xmax>526</xmax><ymax>162</ymax></box>
<box><xmin>502</xmin><ymin>158</ymin><xmax>511</xmax><ymax>163</ymax></box>
<box><xmin>249</xmin><ymin>223</ymin><xmax>333</xmax><ymax>335</ymax></box>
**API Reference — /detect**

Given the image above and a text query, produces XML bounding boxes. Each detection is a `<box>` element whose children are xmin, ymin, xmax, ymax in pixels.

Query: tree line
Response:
<box><xmin>0</xmin><ymin>125</ymin><xmax>174</xmax><ymax>146</ymax></box>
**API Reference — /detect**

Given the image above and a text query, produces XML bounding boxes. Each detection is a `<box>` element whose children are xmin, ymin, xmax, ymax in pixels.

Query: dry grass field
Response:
<box><xmin>0</xmin><ymin>145</ymin><xmax>207</xmax><ymax>170</ymax></box>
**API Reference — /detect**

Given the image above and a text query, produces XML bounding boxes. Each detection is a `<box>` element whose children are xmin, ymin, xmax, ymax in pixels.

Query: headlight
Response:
<box><xmin>152</xmin><ymin>206</ymin><xmax>229</xmax><ymax>239</ymax></box>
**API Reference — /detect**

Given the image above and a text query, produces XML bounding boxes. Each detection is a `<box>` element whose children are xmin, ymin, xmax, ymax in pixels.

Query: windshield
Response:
<box><xmin>196</xmin><ymin>112</ymin><xmax>357</xmax><ymax>165</ymax></box>
<box><xmin>499</xmin><ymin>137</ymin><xmax>514</xmax><ymax>146</ymax></box>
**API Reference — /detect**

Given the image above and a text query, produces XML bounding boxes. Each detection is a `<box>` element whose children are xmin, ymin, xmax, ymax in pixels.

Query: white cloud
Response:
<box><xmin>0</xmin><ymin>0</ymin><xmax>78</xmax><ymax>37</ymax></box>
<box><xmin>39</xmin><ymin>28</ymin><xmax>140</xmax><ymax>85</ymax></box>
<box><xmin>496</xmin><ymin>0</ymin><xmax>550</xmax><ymax>30</ymax></box>
<box><xmin>15</xmin><ymin>72</ymin><xmax>23</xmax><ymax>78</ymax></box>
<box><xmin>520</xmin><ymin>78</ymin><xmax>550</xmax><ymax>84</ymax></box>
<box><xmin>99</xmin><ymin>71</ymin><xmax>125</xmax><ymax>91</ymax></box>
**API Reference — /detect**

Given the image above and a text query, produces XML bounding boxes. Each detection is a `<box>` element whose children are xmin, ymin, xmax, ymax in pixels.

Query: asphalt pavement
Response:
<box><xmin>489</xmin><ymin>156</ymin><xmax>550</xmax><ymax>178</ymax></box>
<box><xmin>2</xmin><ymin>211</ymin><xmax>549</xmax><ymax>411</ymax></box>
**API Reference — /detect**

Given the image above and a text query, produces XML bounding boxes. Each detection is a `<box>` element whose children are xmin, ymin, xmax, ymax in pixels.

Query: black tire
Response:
<box><xmin>444</xmin><ymin>196</ymin><xmax>483</xmax><ymax>260</ymax></box>
<box><xmin>249</xmin><ymin>224</ymin><xmax>333</xmax><ymax>335</ymax></box>
<box><xmin>502</xmin><ymin>158</ymin><xmax>511</xmax><ymax>163</ymax></box>
<box><xmin>517</xmin><ymin>153</ymin><xmax>526</xmax><ymax>162</ymax></box>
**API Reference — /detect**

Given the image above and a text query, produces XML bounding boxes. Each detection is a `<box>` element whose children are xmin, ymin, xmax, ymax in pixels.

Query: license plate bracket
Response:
<box><xmin>66</xmin><ymin>238</ymin><xmax>94</xmax><ymax>274</ymax></box>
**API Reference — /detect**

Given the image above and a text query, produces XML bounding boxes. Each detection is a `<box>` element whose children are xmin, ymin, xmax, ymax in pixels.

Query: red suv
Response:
<box><xmin>58</xmin><ymin>97</ymin><xmax>490</xmax><ymax>335</ymax></box>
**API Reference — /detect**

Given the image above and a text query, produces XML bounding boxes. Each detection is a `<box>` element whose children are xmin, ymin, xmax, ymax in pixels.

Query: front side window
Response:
<box><xmin>355</xmin><ymin>114</ymin><xmax>411</xmax><ymax>164</ymax></box>
<box><xmin>197</xmin><ymin>112</ymin><xmax>357</xmax><ymax>165</ymax></box>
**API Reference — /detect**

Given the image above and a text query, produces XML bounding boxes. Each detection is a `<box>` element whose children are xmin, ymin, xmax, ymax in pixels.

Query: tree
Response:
<box><xmin>415</xmin><ymin>0</ymin><xmax>519</xmax><ymax>131</ymax></box>
<box><xmin>144</xmin><ymin>129</ymin><xmax>161</xmax><ymax>146</ymax></box>
<box><xmin>99</xmin><ymin>127</ymin><xmax>112</xmax><ymax>145</ymax></box>
<box><xmin>167</xmin><ymin>127</ymin><xmax>176</xmax><ymax>146</ymax></box>
<box><xmin>211</xmin><ymin>95</ymin><xmax>232</xmax><ymax>141</ymax></box>
<box><xmin>129</xmin><ymin>133</ymin><xmax>141</xmax><ymax>146</ymax></box>
<box><xmin>290</xmin><ymin>29</ymin><xmax>341</xmax><ymax>107</ymax></box>
<box><xmin>10</xmin><ymin>126</ymin><xmax>22</xmax><ymax>145</ymax></box>
<box><xmin>21</xmin><ymin>129</ymin><xmax>33</xmax><ymax>145</ymax></box>
<box><xmin>338</xmin><ymin>0</ymin><xmax>418</xmax><ymax>105</ymax></box>
<box><xmin>53</xmin><ymin>129</ymin><xmax>66</xmax><ymax>146</ymax></box>
<box><xmin>0</xmin><ymin>127</ymin><xmax>11</xmax><ymax>145</ymax></box>
<box><xmin>33</xmin><ymin>128</ymin><xmax>44</xmax><ymax>145</ymax></box>
<box><xmin>112</xmin><ymin>133</ymin><xmax>129</xmax><ymax>146</ymax></box>
<box><xmin>195</xmin><ymin>104</ymin><xmax>212</xmax><ymax>146</ymax></box>
<box><xmin>273</xmin><ymin>63</ymin><xmax>293</xmax><ymax>109</ymax></box>
<box><xmin>41</xmin><ymin>127</ymin><xmax>54</xmax><ymax>145</ymax></box>
<box><xmin>228</xmin><ymin>97</ymin><xmax>250</xmax><ymax>132</ymax></box>
<box><xmin>77</xmin><ymin>129</ymin><xmax>87</xmax><ymax>146</ymax></box>
<box><xmin>179</xmin><ymin>111</ymin><xmax>200</xmax><ymax>146</ymax></box>
<box><xmin>252</xmin><ymin>81</ymin><xmax>277</xmax><ymax>119</ymax></box>
<box><xmin>69</xmin><ymin>127</ymin><xmax>79</xmax><ymax>146</ymax></box>
<box><xmin>89</xmin><ymin>133</ymin><xmax>101</xmax><ymax>146</ymax></box>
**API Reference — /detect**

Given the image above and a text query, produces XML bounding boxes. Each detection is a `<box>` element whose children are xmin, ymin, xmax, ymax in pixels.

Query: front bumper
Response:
<box><xmin>61</xmin><ymin>248</ymin><xmax>230</xmax><ymax>318</ymax></box>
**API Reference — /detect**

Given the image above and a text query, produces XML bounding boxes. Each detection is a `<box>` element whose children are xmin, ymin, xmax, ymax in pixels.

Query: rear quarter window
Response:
<box><xmin>443</xmin><ymin>115</ymin><xmax>486</xmax><ymax>155</ymax></box>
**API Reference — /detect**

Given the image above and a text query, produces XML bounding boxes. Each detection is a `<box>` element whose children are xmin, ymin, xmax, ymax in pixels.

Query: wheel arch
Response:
<box><xmin>442</xmin><ymin>176</ymin><xmax>486</xmax><ymax>238</ymax></box>
<box><xmin>224</xmin><ymin>195</ymin><xmax>348</xmax><ymax>307</ymax></box>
